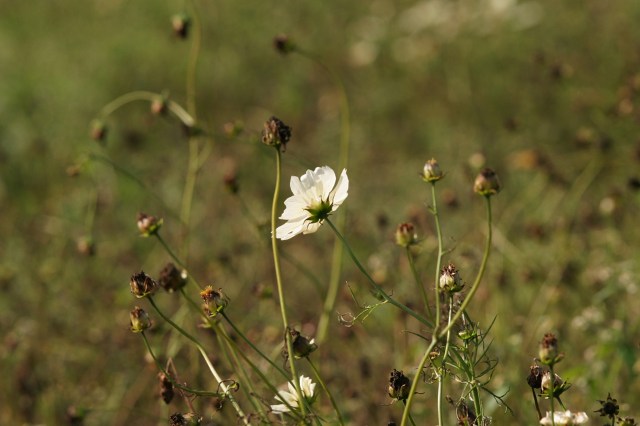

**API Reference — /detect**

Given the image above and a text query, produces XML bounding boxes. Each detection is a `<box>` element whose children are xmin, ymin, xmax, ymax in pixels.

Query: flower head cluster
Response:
<box><xmin>276</xmin><ymin>166</ymin><xmax>348</xmax><ymax>240</ymax></box>
<box><xmin>270</xmin><ymin>375</ymin><xmax>316</xmax><ymax>414</ymax></box>
<box><xmin>539</xmin><ymin>410</ymin><xmax>588</xmax><ymax>425</ymax></box>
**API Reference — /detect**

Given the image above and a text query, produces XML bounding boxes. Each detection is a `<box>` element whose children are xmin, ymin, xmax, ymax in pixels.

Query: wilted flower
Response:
<box><xmin>473</xmin><ymin>168</ymin><xmax>501</xmax><ymax>196</ymax></box>
<box><xmin>539</xmin><ymin>410</ymin><xmax>588</xmax><ymax>425</ymax></box>
<box><xmin>159</xmin><ymin>372</ymin><xmax>174</xmax><ymax>404</ymax></box>
<box><xmin>288</xmin><ymin>328</ymin><xmax>318</xmax><ymax>359</ymax></box>
<box><xmin>130</xmin><ymin>271</ymin><xmax>158</xmax><ymax>298</ymax></box>
<box><xmin>595</xmin><ymin>393</ymin><xmax>619</xmax><ymax>419</ymax></box>
<box><xmin>137</xmin><ymin>213</ymin><xmax>163</xmax><ymax>237</ymax></box>
<box><xmin>539</xmin><ymin>333</ymin><xmax>563</xmax><ymax>366</ymax></box>
<box><xmin>395</xmin><ymin>223</ymin><xmax>418</xmax><ymax>247</ymax></box>
<box><xmin>271</xmin><ymin>375</ymin><xmax>317</xmax><ymax>414</ymax></box>
<box><xmin>200</xmin><ymin>286</ymin><xmax>229</xmax><ymax>317</ymax></box>
<box><xmin>388</xmin><ymin>369</ymin><xmax>411</xmax><ymax>401</ymax></box>
<box><xmin>540</xmin><ymin>371</ymin><xmax>571</xmax><ymax>400</ymax></box>
<box><xmin>262</xmin><ymin>116</ymin><xmax>291</xmax><ymax>151</ymax></box>
<box><xmin>158</xmin><ymin>263</ymin><xmax>187</xmax><ymax>293</ymax></box>
<box><xmin>130</xmin><ymin>306</ymin><xmax>152</xmax><ymax>332</ymax></box>
<box><xmin>422</xmin><ymin>158</ymin><xmax>444</xmax><ymax>182</ymax></box>
<box><xmin>527</xmin><ymin>363</ymin><xmax>544</xmax><ymax>389</ymax></box>
<box><xmin>439</xmin><ymin>263</ymin><xmax>464</xmax><ymax>294</ymax></box>
<box><xmin>276</xmin><ymin>166</ymin><xmax>349</xmax><ymax>240</ymax></box>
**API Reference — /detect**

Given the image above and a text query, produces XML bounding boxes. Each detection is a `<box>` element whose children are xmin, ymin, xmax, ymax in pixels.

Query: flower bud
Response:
<box><xmin>76</xmin><ymin>236</ymin><xmax>95</xmax><ymax>257</ymax></box>
<box><xmin>439</xmin><ymin>263</ymin><xmax>464</xmax><ymax>294</ymax></box>
<box><xmin>290</xmin><ymin>329</ymin><xmax>318</xmax><ymax>359</ymax></box>
<box><xmin>395</xmin><ymin>223</ymin><xmax>418</xmax><ymax>247</ymax></box>
<box><xmin>130</xmin><ymin>271</ymin><xmax>158</xmax><ymax>298</ymax></box>
<box><xmin>159</xmin><ymin>372</ymin><xmax>174</xmax><ymax>404</ymax></box>
<box><xmin>422</xmin><ymin>158</ymin><xmax>444</xmax><ymax>182</ymax></box>
<box><xmin>90</xmin><ymin>119</ymin><xmax>108</xmax><ymax>142</ymax></box>
<box><xmin>273</xmin><ymin>34</ymin><xmax>296</xmax><ymax>55</ymax></box>
<box><xmin>200</xmin><ymin>286</ymin><xmax>229</xmax><ymax>317</ymax></box>
<box><xmin>137</xmin><ymin>212</ymin><xmax>163</xmax><ymax>237</ymax></box>
<box><xmin>223</xmin><ymin>171</ymin><xmax>240</xmax><ymax>194</ymax></box>
<box><xmin>151</xmin><ymin>94</ymin><xmax>168</xmax><ymax>116</ymax></box>
<box><xmin>473</xmin><ymin>168</ymin><xmax>502</xmax><ymax>197</ymax></box>
<box><xmin>171</xmin><ymin>14</ymin><xmax>190</xmax><ymax>39</ymax></box>
<box><xmin>539</xmin><ymin>333</ymin><xmax>563</xmax><ymax>366</ymax></box>
<box><xmin>158</xmin><ymin>263</ymin><xmax>187</xmax><ymax>293</ymax></box>
<box><xmin>130</xmin><ymin>306</ymin><xmax>152</xmax><ymax>332</ymax></box>
<box><xmin>261</xmin><ymin>116</ymin><xmax>291</xmax><ymax>151</ymax></box>
<box><xmin>388</xmin><ymin>369</ymin><xmax>411</xmax><ymax>401</ymax></box>
<box><xmin>540</xmin><ymin>371</ymin><xmax>571</xmax><ymax>399</ymax></box>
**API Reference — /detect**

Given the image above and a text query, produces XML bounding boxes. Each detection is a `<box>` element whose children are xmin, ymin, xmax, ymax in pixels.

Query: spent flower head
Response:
<box><xmin>422</xmin><ymin>158</ymin><xmax>444</xmax><ymax>182</ymax></box>
<box><xmin>539</xmin><ymin>333</ymin><xmax>564</xmax><ymax>366</ymax></box>
<box><xmin>262</xmin><ymin>116</ymin><xmax>291</xmax><ymax>151</ymax></box>
<box><xmin>276</xmin><ymin>166</ymin><xmax>348</xmax><ymax>240</ymax></box>
<box><xmin>595</xmin><ymin>393</ymin><xmax>619</xmax><ymax>419</ymax></box>
<box><xmin>270</xmin><ymin>375</ymin><xmax>317</xmax><ymax>414</ymax></box>
<box><xmin>158</xmin><ymin>263</ymin><xmax>187</xmax><ymax>293</ymax></box>
<box><xmin>200</xmin><ymin>286</ymin><xmax>229</xmax><ymax>317</ymax></box>
<box><xmin>388</xmin><ymin>369</ymin><xmax>411</xmax><ymax>402</ymax></box>
<box><xmin>439</xmin><ymin>263</ymin><xmax>465</xmax><ymax>294</ymax></box>
<box><xmin>287</xmin><ymin>328</ymin><xmax>318</xmax><ymax>359</ymax></box>
<box><xmin>395</xmin><ymin>222</ymin><xmax>418</xmax><ymax>247</ymax></box>
<box><xmin>130</xmin><ymin>271</ymin><xmax>158</xmax><ymax>298</ymax></box>
<box><xmin>540</xmin><ymin>410</ymin><xmax>589</xmax><ymax>425</ymax></box>
<box><xmin>473</xmin><ymin>168</ymin><xmax>502</xmax><ymax>196</ymax></box>
<box><xmin>159</xmin><ymin>372</ymin><xmax>174</xmax><ymax>404</ymax></box>
<box><xmin>130</xmin><ymin>306</ymin><xmax>152</xmax><ymax>332</ymax></box>
<box><xmin>137</xmin><ymin>212</ymin><xmax>163</xmax><ymax>237</ymax></box>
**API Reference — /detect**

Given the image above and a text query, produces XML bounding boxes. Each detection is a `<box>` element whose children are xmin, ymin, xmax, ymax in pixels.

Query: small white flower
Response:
<box><xmin>270</xmin><ymin>375</ymin><xmax>317</xmax><ymax>414</ymax></box>
<box><xmin>540</xmin><ymin>410</ymin><xmax>589</xmax><ymax>425</ymax></box>
<box><xmin>276</xmin><ymin>166</ymin><xmax>349</xmax><ymax>240</ymax></box>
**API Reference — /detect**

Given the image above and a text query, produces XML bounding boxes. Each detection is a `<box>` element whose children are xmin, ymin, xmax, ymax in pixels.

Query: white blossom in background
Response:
<box><xmin>540</xmin><ymin>410</ymin><xmax>589</xmax><ymax>425</ymax></box>
<box><xmin>270</xmin><ymin>375</ymin><xmax>317</xmax><ymax>414</ymax></box>
<box><xmin>276</xmin><ymin>166</ymin><xmax>348</xmax><ymax>240</ymax></box>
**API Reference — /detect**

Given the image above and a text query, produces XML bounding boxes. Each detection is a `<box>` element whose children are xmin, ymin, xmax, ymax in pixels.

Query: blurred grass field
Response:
<box><xmin>1</xmin><ymin>0</ymin><xmax>640</xmax><ymax>424</ymax></box>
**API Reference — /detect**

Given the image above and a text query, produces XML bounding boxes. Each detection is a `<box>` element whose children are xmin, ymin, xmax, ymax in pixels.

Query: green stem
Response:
<box><xmin>98</xmin><ymin>90</ymin><xmax>195</xmax><ymax>127</ymax></box>
<box><xmin>437</xmin><ymin>296</ymin><xmax>454</xmax><ymax>424</ymax></box>
<box><xmin>407</xmin><ymin>246</ymin><xmax>431</xmax><ymax>317</ymax></box>
<box><xmin>531</xmin><ymin>387</ymin><xmax>542</xmax><ymax>420</ymax></box>
<box><xmin>550</xmin><ymin>366</ymin><xmax>556</xmax><ymax>426</ymax></box>
<box><xmin>401</xmin><ymin>196</ymin><xmax>493</xmax><ymax>426</ymax></box>
<box><xmin>270</xmin><ymin>148</ymin><xmax>306</xmax><ymax>417</ymax></box>
<box><xmin>147</xmin><ymin>297</ymin><xmax>249</xmax><ymax>424</ymax></box>
<box><xmin>325</xmin><ymin>219</ymin><xmax>433</xmax><ymax>328</ymax></box>
<box><xmin>402</xmin><ymin>400</ymin><xmax>418</xmax><ymax>426</ymax></box>
<box><xmin>179</xmin><ymin>136</ymin><xmax>201</xmax><ymax>263</ymax></box>
<box><xmin>307</xmin><ymin>358</ymin><xmax>345</xmax><ymax>425</ymax></box>
<box><xmin>431</xmin><ymin>182</ymin><xmax>444</xmax><ymax>328</ymax></box>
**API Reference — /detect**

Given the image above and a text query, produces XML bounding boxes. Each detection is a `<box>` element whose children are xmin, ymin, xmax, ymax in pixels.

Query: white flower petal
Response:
<box><xmin>331</xmin><ymin>169</ymin><xmax>349</xmax><ymax>207</ymax></box>
<box><xmin>276</xmin><ymin>220</ymin><xmax>306</xmax><ymax>240</ymax></box>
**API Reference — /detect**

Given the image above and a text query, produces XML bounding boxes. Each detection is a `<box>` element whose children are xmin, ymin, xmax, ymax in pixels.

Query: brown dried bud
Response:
<box><xmin>526</xmin><ymin>363</ymin><xmax>544</xmax><ymax>389</ymax></box>
<box><xmin>159</xmin><ymin>373</ymin><xmax>174</xmax><ymax>404</ymax></box>
<box><xmin>261</xmin><ymin>116</ymin><xmax>291</xmax><ymax>151</ymax></box>
<box><xmin>158</xmin><ymin>263</ymin><xmax>187</xmax><ymax>293</ymax></box>
<box><xmin>130</xmin><ymin>271</ymin><xmax>158</xmax><ymax>298</ymax></box>
<box><xmin>595</xmin><ymin>393</ymin><xmax>619</xmax><ymax>420</ymax></box>
<box><xmin>273</xmin><ymin>34</ymin><xmax>296</xmax><ymax>55</ymax></box>
<box><xmin>473</xmin><ymin>168</ymin><xmax>501</xmax><ymax>197</ymax></box>
<box><xmin>130</xmin><ymin>306</ymin><xmax>152</xmax><ymax>332</ymax></box>
<box><xmin>539</xmin><ymin>333</ymin><xmax>563</xmax><ymax>366</ymax></box>
<box><xmin>137</xmin><ymin>212</ymin><xmax>163</xmax><ymax>237</ymax></box>
<box><xmin>388</xmin><ymin>369</ymin><xmax>411</xmax><ymax>401</ymax></box>
<box><xmin>200</xmin><ymin>286</ymin><xmax>229</xmax><ymax>317</ymax></box>
<box><xmin>395</xmin><ymin>223</ymin><xmax>418</xmax><ymax>247</ymax></box>
<box><xmin>289</xmin><ymin>328</ymin><xmax>318</xmax><ymax>359</ymax></box>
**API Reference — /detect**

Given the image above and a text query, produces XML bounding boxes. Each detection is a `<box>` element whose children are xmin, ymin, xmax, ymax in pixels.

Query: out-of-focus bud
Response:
<box><xmin>261</xmin><ymin>116</ymin><xmax>291</xmax><ymax>151</ymax></box>
<box><xmin>395</xmin><ymin>223</ymin><xmax>418</xmax><ymax>247</ymax></box>
<box><xmin>158</xmin><ymin>263</ymin><xmax>187</xmax><ymax>293</ymax></box>
<box><xmin>439</xmin><ymin>263</ymin><xmax>464</xmax><ymax>294</ymax></box>
<box><xmin>151</xmin><ymin>94</ymin><xmax>169</xmax><ymax>115</ymax></box>
<box><xmin>137</xmin><ymin>212</ymin><xmax>163</xmax><ymax>237</ymax></box>
<box><xmin>200</xmin><ymin>286</ymin><xmax>229</xmax><ymax>317</ymax></box>
<box><xmin>473</xmin><ymin>168</ymin><xmax>501</xmax><ymax>197</ymax></box>
<box><xmin>538</xmin><ymin>333</ymin><xmax>563</xmax><ymax>366</ymax></box>
<box><xmin>223</xmin><ymin>120</ymin><xmax>244</xmax><ymax>138</ymax></box>
<box><xmin>130</xmin><ymin>306</ymin><xmax>152</xmax><ymax>332</ymax></box>
<box><xmin>421</xmin><ymin>158</ymin><xmax>444</xmax><ymax>182</ymax></box>
<box><xmin>171</xmin><ymin>14</ymin><xmax>190</xmax><ymax>39</ymax></box>
<box><xmin>130</xmin><ymin>271</ymin><xmax>158</xmax><ymax>298</ymax></box>
<box><xmin>289</xmin><ymin>328</ymin><xmax>318</xmax><ymax>359</ymax></box>
<box><xmin>223</xmin><ymin>171</ymin><xmax>239</xmax><ymax>194</ymax></box>
<box><xmin>388</xmin><ymin>369</ymin><xmax>411</xmax><ymax>401</ymax></box>
<box><xmin>169</xmin><ymin>412</ymin><xmax>202</xmax><ymax>426</ymax></box>
<box><xmin>456</xmin><ymin>400</ymin><xmax>477</xmax><ymax>425</ymax></box>
<box><xmin>159</xmin><ymin>372</ymin><xmax>174</xmax><ymax>404</ymax></box>
<box><xmin>76</xmin><ymin>236</ymin><xmax>95</xmax><ymax>257</ymax></box>
<box><xmin>618</xmin><ymin>417</ymin><xmax>638</xmax><ymax>426</ymax></box>
<box><xmin>526</xmin><ymin>363</ymin><xmax>544</xmax><ymax>390</ymax></box>
<box><xmin>273</xmin><ymin>34</ymin><xmax>296</xmax><ymax>55</ymax></box>
<box><xmin>595</xmin><ymin>393</ymin><xmax>619</xmax><ymax>420</ymax></box>
<box><xmin>90</xmin><ymin>119</ymin><xmax>108</xmax><ymax>142</ymax></box>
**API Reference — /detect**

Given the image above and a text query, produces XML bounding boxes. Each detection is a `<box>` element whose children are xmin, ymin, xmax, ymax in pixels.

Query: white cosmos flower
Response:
<box><xmin>540</xmin><ymin>410</ymin><xmax>589</xmax><ymax>425</ymax></box>
<box><xmin>276</xmin><ymin>166</ymin><xmax>348</xmax><ymax>240</ymax></box>
<box><xmin>270</xmin><ymin>375</ymin><xmax>317</xmax><ymax>414</ymax></box>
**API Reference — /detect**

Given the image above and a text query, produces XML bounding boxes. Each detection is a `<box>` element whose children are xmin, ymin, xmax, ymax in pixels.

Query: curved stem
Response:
<box><xmin>307</xmin><ymin>358</ymin><xmax>345</xmax><ymax>425</ymax></box>
<box><xmin>98</xmin><ymin>90</ymin><xmax>195</xmax><ymax>127</ymax></box>
<box><xmin>401</xmin><ymin>196</ymin><xmax>493</xmax><ymax>425</ymax></box>
<box><xmin>326</xmin><ymin>219</ymin><xmax>433</xmax><ymax>328</ymax></box>
<box><xmin>270</xmin><ymin>148</ymin><xmax>306</xmax><ymax>416</ymax></box>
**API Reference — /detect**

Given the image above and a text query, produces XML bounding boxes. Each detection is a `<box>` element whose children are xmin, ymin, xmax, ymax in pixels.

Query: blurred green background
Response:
<box><xmin>1</xmin><ymin>0</ymin><xmax>639</xmax><ymax>424</ymax></box>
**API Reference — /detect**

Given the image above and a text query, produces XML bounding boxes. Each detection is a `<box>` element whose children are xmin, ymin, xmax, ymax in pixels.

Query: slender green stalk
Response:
<box><xmin>179</xmin><ymin>136</ymin><xmax>201</xmax><ymax>263</ymax></box>
<box><xmin>407</xmin><ymin>246</ymin><xmax>431</xmax><ymax>317</ymax></box>
<box><xmin>147</xmin><ymin>297</ymin><xmax>249</xmax><ymax>424</ymax></box>
<box><xmin>98</xmin><ymin>90</ymin><xmax>195</xmax><ymax>127</ymax></box>
<box><xmin>431</xmin><ymin>183</ymin><xmax>444</xmax><ymax>329</ymax></box>
<box><xmin>401</xmin><ymin>196</ymin><xmax>493</xmax><ymax>426</ymax></box>
<box><xmin>325</xmin><ymin>219</ymin><xmax>433</xmax><ymax>328</ymax></box>
<box><xmin>185</xmin><ymin>0</ymin><xmax>201</xmax><ymax>121</ymax></box>
<box><xmin>549</xmin><ymin>365</ymin><xmax>556</xmax><ymax>426</ymax></box>
<box><xmin>307</xmin><ymin>358</ymin><xmax>345</xmax><ymax>425</ymax></box>
<box><xmin>437</xmin><ymin>296</ymin><xmax>455</xmax><ymax>424</ymax></box>
<box><xmin>402</xmin><ymin>401</ymin><xmax>418</xmax><ymax>426</ymax></box>
<box><xmin>531</xmin><ymin>388</ymin><xmax>542</xmax><ymax>420</ymax></box>
<box><xmin>270</xmin><ymin>148</ymin><xmax>306</xmax><ymax>417</ymax></box>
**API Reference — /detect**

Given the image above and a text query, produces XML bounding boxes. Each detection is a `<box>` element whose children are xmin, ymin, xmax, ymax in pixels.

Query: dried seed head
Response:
<box><xmin>137</xmin><ymin>212</ymin><xmax>163</xmax><ymax>237</ymax></box>
<box><xmin>159</xmin><ymin>373</ymin><xmax>174</xmax><ymax>404</ymax></box>
<box><xmin>200</xmin><ymin>286</ymin><xmax>229</xmax><ymax>317</ymax></box>
<box><xmin>171</xmin><ymin>14</ymin><xmax>190</xmax><ymax>39</ymax></box>
<box><xmin>261</xmin><ymin>116</ymin><xmax>291</xmax><ymax>151</ymax></box>
<box><xmin>395</xmin><ymin>223</ymin><xmax>418</xmax><ymax>248</ymax></box>
<box><xmin>473</xmin><ymin>168</ymin><xmax>502</xmax><ymax>197</ymax></box>
<box><xmin>526</xmin><ymin>363</ymin><xmax>544</xmax><ymax>389</ymax></box>
<box><xmin>595</xmin><ymin>393</ymin><xmax>619</xmax><ymax>419</ymax></box>
<box><xmin>273</xmin><ymin>34</ymin><xmax>296</xmax><ymax>55</ymax></box>
<box><xmin>388</xmin><ymin>369</ymin><xmax>411</xmax><ymax>401</ymax></box>
<box><xmin>290</xmin><ymin>328</ymin><xmax>318</xmax><ymax>359</ymax></box>
<box><xmin>455</xmin><ymin>400</ymin><xmax>477</xmax><ymax>424</ymax></box>
<box><xmin>422</xmin><ymin>158</ymin><xmax>444</xmax><ymax>182</ymax></box>
<box><xmin>539</xmin><ymin>333</ymin><xmax>563</xmax><ymax>366</ymax></box>
<box><xmin>439</xmin><ymin>263</ymin><xmax>464</xmax><ymax>294</ymax></box>
<box><xmin>130</xmin><ymin>271</ymin><xmax>158</xmax><ymax>298</ymax></box>
<box><xmin>130</xmin><ymin>306</ymin><xmax>152</xmax><ymax>332</ymax></box>
<box><xmin>158</xmin><ymin>263</ymin><xmax>187</xmax><ymax>293</ymax></box>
